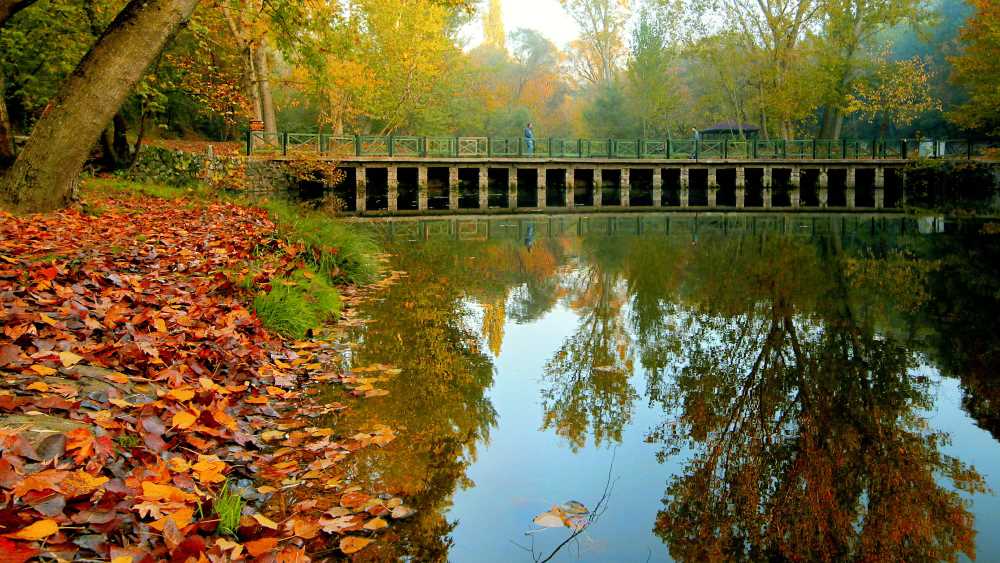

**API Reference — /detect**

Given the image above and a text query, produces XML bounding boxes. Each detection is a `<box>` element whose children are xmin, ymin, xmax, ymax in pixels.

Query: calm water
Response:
<box><xmin>328</xmin><ymin>214</ymin><xmax>1000</xmax><ymax>562</ymax></box>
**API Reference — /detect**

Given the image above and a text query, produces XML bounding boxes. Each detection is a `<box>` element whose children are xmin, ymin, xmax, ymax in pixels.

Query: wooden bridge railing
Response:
<box><xmin>247</xmin><ymin>132</ymin><xmax>998</xmax><ymax>161</ymax></box>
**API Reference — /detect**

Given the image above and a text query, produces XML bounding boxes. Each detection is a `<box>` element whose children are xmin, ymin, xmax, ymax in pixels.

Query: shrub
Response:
<box><xmin>253</xmin><ymin>267</ymin><xmax>342</xmax><ymax>339</ymax></box>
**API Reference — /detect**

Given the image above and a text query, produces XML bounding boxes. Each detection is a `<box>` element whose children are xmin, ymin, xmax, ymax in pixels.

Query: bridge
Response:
<box><xmin>247</xmin><ymin>133</ymin><xmax>994</xmax><ymax>215</ymax></box>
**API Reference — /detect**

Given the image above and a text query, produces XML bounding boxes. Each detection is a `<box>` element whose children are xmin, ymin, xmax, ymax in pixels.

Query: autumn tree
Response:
<box><xmin>0</xmin><ymin>0</ymin><xmax>201</xmax><ymax>212</ymax></box>
<box><xmin>483</xmin><ymin>0</ymin><xmax>505</xmax><ymax>51</ymax></box>
<box><xmin>949</xmin><ymin>0</ymin><xmax>1000</xmax><ymax>134</ymax></box>
<box><xmin>561</xmin><ymin>0</ymin><xmax>630</xmax><ymax>85</ymax></box>
<box><xmin>847</xmin><ymin>56</ymin><xmax>941</xmax><ymax>138</ymax></box>
<box><xmin>815</xmin><ymin>0</ymin><xmax>926</xmax><ymax>139</ymax></box>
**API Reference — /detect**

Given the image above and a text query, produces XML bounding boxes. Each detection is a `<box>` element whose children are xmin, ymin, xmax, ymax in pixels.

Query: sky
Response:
<box><xmin>460</xmin><ymin>0</ymin><xmax>581</xmax><ymax>50</ymax></box>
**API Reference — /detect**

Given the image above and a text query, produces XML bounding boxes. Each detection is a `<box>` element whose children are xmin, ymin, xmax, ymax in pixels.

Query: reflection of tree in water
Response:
<box><xmin>330</xmin><ymin>240</ymin><xmax>499</xmax><ymax>560</ymax></box>
<box><xmin>648</xmin><ymin>234</ymin><xmax>987</xmax><ymax>563</ymax></box>
<box><xmin>541</xmin><ymin>237</ymin><xmax>637</xmax><ymax>451</ymax></box>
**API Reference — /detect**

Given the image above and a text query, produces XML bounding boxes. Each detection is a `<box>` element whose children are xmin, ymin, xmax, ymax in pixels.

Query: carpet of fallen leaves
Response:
<box><xmin>0</xmin><ymin>195</ymin><xmax>410</xmax><ymax>561</ymax></box>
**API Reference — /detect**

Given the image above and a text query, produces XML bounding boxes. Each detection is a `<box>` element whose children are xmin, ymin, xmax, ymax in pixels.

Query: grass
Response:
<box><xmin>257</xmin><ymin>198</ymin><xmax>381</xmax><ymax>286</ymax></box>
<box><xmin>115</xmin><ymin>433</ymin><xmax>141</xmax><ymax>450</ymax></box>
<box><xmin>213</xmin><ymin>481</ymin><xmax>245</xmax><ymax>536</ymax></box>
<box><xmin>253</xmin><ymin>266</ymin><xmax>342</xmax><ymax>339</ymax></box>
<box><xmin>82</xmin><ymin>177</ymin><xmax>214</xmax><ymax>201</ymax></box>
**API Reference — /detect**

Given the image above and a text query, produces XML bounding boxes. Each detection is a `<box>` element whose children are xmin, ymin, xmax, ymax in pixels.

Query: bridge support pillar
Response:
<box><xmin>707</xmin><ymin>168</ymin><xmax>717</xmax><ymax>208</ymax></box>
<box><xmin>735</xmin><ymin>167</ymin><xmax>745</xmax><ymax>188</ymax></box>
<box><xmin>537</xmin><ymin>167</ymin><xmax>546</xmax><ymax>209</ymax></box>
<box><xmin>789</xmin><ymin>168</ymin><xmax>800</xmax><ymax>188</ymax></box>
<box><xmin>819</xmin><ymin>187</ymin><xmax>828</xmax><ymax>208</ymax></box>
<box><xmin>846</xmin><ymin>168</ymin><xmax>856</xmax><ymax>188</ymax></box>
<box><xmin>594</xmin><ymin>168</ymin><xmax>603</xmax><ymax>207</ymax></box>
<box><xmin>621</xmin><ymin>168</ymin><xmax>630</xmax><ymax>207</ymax></box>
<box><xmin>875</xmin><ymin>167</ymin><xmax>885</xmax><ymax>188</ymax></box>
<box><xmin>478</xmin><ymin>167</ymin><xmax>488</xmax><ymax>209</ymax></box>
<box><xmin>566</xmin><ymin>169</ymin><xmax>575</xmax><ymax>208</ymax></box>
<box><xmin>736</xmin><ymin>187</ymin><xmax>745</xmax><ymax>208</ymax></box>
<box><xmin>875</xmin><ymin>188</ymin><xmax>884</xmax><ymax>209</ymax></box>
<box><xmin>356</xmin><ymin>166</ymin><xmax>367</xmax><ymax>213</ymax></box>
<box><xmin>508</xmin><ymin>168</ymin><xmax>518</xmax><ymax>209</ymax></box>
<box><xmin>448</xmin><ymin>167</ymin><xmax>459</xmax><ymax>210</ymax></box>
<box><xmin>763</xmin><ymin>187</ymin><xmax>772</xmax><ymax>209</ymax></box>
<box><xmin>387</xmin><ymin>167</ymin><xmax>398</xmax><ymax>212</ymax></box>
<box><xmin>762</xmin><ymin>166</ymin><xmax>772</xmax><ymax>189</ymax></box>
<box><xmin>790</xmin><ymin>188</ymin><xmax>800</xmax><ymax>208</ymax></box>
<box><xmin>846</xmin><ymin>186</ymin><xmax>856</xmax><ymax>209</ymax></box>
<box><xmin>651</xmin><ymin>168</ymin><xmax>662</xmax><ymax>208</ymax></box>
<box><xmin>818</xmin><ymin>168</ymin><xmax>829</xmax><ymax>188</ymax></box>
<box><xmin>418</xmin><ymin>167</ymin><xmax>428</xmax><ymax>211</ymax></box>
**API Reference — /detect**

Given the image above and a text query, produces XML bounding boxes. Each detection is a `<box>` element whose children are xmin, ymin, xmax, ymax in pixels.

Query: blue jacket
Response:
<box><xmin>524</xmin><ymin>128</ymin><xmax>534</xmax><ymax>140</ymax></box>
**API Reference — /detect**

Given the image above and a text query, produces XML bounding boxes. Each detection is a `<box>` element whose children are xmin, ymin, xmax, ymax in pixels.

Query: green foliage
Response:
<box><xmin>258</xmin><ymin>199</ymin><xmax>381</xmax><ymax>285</ymax></box>
<box><xmin>122</xmin><ymin>147</ymin><xmax>203</xmax><ymax>186</ymax></box>
<box><xmin>213</xmin><ymin>481</ymin><xmax>244</xmax><ymax>536</ymax></box>
<box><xmin>253</xmin><ymin>266</ymin><xmax>342</xmax><ymax>339</ymax></box>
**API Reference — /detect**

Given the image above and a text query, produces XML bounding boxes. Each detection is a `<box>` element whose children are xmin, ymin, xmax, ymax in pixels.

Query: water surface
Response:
<box><xmin>328</xmin><ymin>214</ymin><xmax>1000</xmax><ymax>562</ymax></box>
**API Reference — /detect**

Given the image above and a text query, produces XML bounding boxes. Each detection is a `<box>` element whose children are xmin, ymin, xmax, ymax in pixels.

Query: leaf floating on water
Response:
<box><xmin>390</xmin><ymin>505</ymin><xmax>416</xmax><ymax>519</ymax></box>
<box><xmin>558</xmin><ymin>500</ymin><xmax>589</xmax><ymax>515</ymax></box>
<box><xmin>340</xmin><ymin>536</ymin><xmax>373</xmax><ymax>554</ymax></box>
<box><xmin>532</xmin><ymin>510</ymin><xmax>565</xmax><ymax>528</ymax></box>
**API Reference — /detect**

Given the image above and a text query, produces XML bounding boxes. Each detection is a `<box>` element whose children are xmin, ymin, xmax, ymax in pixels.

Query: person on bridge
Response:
<box><xmin>524</xmin><ymin>123</ymin><xmax>535</xmax><ymax>155</ymax></box>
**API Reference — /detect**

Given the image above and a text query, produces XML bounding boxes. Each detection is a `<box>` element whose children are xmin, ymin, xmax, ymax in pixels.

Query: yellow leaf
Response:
<box><xmin>30</xmin><ymin>364</ymin><xmax>57</xmax><ymax>376</ymax></box>
<box><xmin>171</xmin><ymin>410</ymin><xmax>198</xmax><ymax>429</ymax></box>
<box><xmin>58</xmin><ymin>351</ymin><xmax>83</xmax><ymax>367</ymax></box>
<box><xmin>153</xmin><ymin>318</ymin><xmax>168</xmax><ymax>333</ymax></box>
<box><xmin>112</xmin><ymin>557</ymin><xmax>133</xmax><ymax>563</ymax></box>
<box><xmin>363</xmin><ymin>517</ymin><xmax>388</xmax><ymax>530</ymax></box>
<box><xmin>38</xmin><ymin>313</ymin><xmax>58</xmax><ymax>326</ymax></box>
<box><xmin>6</xmin><ymin>518</ymin><xmax>58</xmax><ymax>540</ymax></box>
<box><xmin>167</xmin><ymin>388</ymin><xmax>195</xmax><ymax>402</ymax></box>
<box><xmin>150</xmin><ymin>506</ymin><xmax>194</xmax><ymax>532</ymax></box>
<box><xmin>340</xmin><ymin>536</ymin><xmax>373</xmax><ymax>554</ymax></box>
<box><xmin>252</xmin><ymin>512</ymin><xmax>279</xmax><ymax>529</ymax></box>
<box><xmin>26</xmin><ymin>381</ymin><xmax>49</xmax><ymax>392</ymax></box>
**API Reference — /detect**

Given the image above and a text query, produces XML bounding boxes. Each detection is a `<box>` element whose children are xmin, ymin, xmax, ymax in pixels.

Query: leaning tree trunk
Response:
<box><xmin>0</xmin><ymin>0</ymin><xmax>200</xmax><ymax>212</ymax></box>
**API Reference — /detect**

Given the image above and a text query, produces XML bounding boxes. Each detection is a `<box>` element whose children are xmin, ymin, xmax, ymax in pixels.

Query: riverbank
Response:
<box><xmin>0</xmin><ymin>179</ymin><xmax>406</xmax><ymax>560</ymax></box>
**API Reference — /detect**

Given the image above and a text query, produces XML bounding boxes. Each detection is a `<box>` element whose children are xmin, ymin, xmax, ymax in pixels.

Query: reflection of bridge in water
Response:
<box><xmin>360</xmin><ymin>212</ymin><xmax>921</xmax><ymax>242</ymax></box>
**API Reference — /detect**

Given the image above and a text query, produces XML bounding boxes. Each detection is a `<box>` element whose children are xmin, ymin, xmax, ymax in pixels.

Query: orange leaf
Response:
<box><xmin>245</xmin><ymin>537</ymin><xmax>279</xmax><ymax>557</ymax></box>
<box><xmin>339</xmin><ymin>536</ymin><xmax>372</xmax><ymax>554</ymax></box>
<box><xmin>6</xmin><ymin>519</ymin><xmax>58</xmax><ymax>541</ymax></box>
<box><xmin>171</xmin><ymin>410</ymin><xmax>198</xmax><ymax>430</ymax></box>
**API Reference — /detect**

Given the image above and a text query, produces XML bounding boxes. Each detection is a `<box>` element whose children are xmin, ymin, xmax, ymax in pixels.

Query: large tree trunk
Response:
<box><xmin>0</xmin><ymin>0</ymin><xmax>200</xmax><ymax>212</ymax></box>
<box><xmin>819</xmin><ymin>105</ymin><xmax>842</xmax><ymax>139</ymax></box>
<box><xmin>253</xmin><ymin>38</ymin><xmax>277</xmax><ymax>135</ymax></box>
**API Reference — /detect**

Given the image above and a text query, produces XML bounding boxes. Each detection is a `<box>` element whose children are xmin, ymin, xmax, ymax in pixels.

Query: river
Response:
<box><xmin>323</xmin><ymin>213</ymin><xmax>1000</xmax><ymax>562</ymax></box>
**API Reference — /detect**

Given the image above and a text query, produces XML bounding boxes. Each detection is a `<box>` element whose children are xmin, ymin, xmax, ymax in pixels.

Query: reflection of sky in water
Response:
<box><xmin>450</xmin><ymin>304</ymin><xmax>681</xmax><ymax>562</ymax></box>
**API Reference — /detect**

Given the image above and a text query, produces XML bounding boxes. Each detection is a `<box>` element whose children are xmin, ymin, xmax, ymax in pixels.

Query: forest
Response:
<box><xmin>1</xmin><ymin>0</ymin><xmax>998</xmax><ymax>159</ymax></box>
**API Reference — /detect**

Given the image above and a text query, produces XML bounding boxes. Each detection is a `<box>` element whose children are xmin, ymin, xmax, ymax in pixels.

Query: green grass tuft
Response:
<box><xmin>213</xmin><ymin>481</ymin><xmax>245</xmax><ymax>536</ymax></box>
<box><xmin>253</xmin><ymin>266</ymin><xmax>342</xmax><ymax>339</ymax></box>
<box><xmin>257</xmin><ymin>198</ymin><xmax>381</xmax><ymax>285</ymax></box>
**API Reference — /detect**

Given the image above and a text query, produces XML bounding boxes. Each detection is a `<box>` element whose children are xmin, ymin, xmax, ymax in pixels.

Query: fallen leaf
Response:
<box><xmin>5</xmin><ymin>519</ymin><xmax>58</xmax><ymax>540</ymax></box>
<box><xmin>339</xmin><ymin>536</ymin><xmax>373</xmax><ymax>554</ymax></box>
<box><xmin>245</xmin><ymin>537</ymin><xmax>279</xmax><ymax>557</ymax></box>
<box><xmin>363</xmin><ymin>517</ymin><xmax>388</xmax><ymax>531</ymax></box>
<box><xmin>252</xmin><ymin>513</ymin><xmax>279</xmax><ymax>529</ymax></box>
<box><xmin>171</xmin><ymin>409</ymin><xmax>198</xmax><ymax>430</ymax></box>
<box><xmin>58</xmin><ymin>351</ymin><xmax>83</xmax><ymax>367</ymax></box>
<box><xmin>26</xmin><ymin>381</ymin><xmax>49</xmax><ymax>392</ymax></box>
<box><xmin>29</xmin><ymin>364</ymin><xmax>56</xmax><ymax>376</ymax></box>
